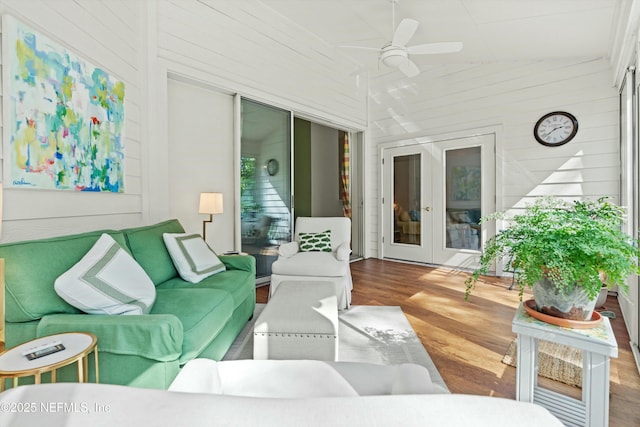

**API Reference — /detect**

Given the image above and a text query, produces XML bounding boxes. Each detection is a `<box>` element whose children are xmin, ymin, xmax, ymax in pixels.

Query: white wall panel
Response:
<box><xmin>0</xmin><ymin>0</ymin><xmax>144</xmax><ymax>242</ymax></box>
<box><xmin>368</xmin><ymin>58</ymin><xmax>618</xmax><ymax>258</ymax></box>
<box><xmin>167</xmin><ymin>78</ymin><xmax>235</xmax><ymax>253</ymax></box>
<box><xmin>156</xmin><ymin>0</ymin><xmax>367</xmax><ymax>129</ymax></box>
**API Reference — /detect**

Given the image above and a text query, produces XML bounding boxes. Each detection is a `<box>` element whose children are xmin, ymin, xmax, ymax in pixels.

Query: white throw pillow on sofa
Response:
<box><xmin>54</xmin><ymin>233</ymin><xmax>156</xmax><ymax>315</ymax></box>
<box><xmin>163</xmin><ymin>233</ymin><xmax>226</xmax><ymax>283</ymax></box>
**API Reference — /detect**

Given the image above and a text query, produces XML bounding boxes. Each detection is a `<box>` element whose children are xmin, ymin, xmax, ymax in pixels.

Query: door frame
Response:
<box><xmin>378</xmin><ymin>126</ymin><xmax>503</xmax><ymax>265</ymax></box>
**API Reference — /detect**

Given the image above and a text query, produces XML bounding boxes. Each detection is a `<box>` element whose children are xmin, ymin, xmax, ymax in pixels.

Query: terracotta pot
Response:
<box><xmin>532</xmin><ymin>277</ymin><xmax>598</xmax><ymax>321</ymax></box>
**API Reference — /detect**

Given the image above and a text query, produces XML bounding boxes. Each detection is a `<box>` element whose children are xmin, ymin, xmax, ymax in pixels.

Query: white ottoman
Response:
<box><xmin>254</xmin><ymin>281</ymin><xmax>339</xmax><ymax>361</ymax></box>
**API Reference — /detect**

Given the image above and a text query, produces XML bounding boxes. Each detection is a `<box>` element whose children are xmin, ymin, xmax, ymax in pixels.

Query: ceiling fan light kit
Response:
<box><xmin>380</xmin><ymin>45</ymin><xmax>408</xmax><ymax>67</ymax></box>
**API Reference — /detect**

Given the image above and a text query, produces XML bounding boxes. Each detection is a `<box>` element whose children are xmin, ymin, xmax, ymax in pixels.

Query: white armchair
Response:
<box><xmin>270</xmin><ymin>217</ymin><xmax>352</xmax><ymax>309</ymax></box>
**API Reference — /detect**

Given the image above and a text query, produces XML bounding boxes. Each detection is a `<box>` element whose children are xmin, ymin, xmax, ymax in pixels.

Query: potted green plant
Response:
<box><xmin>465</xmin><ymin>196</ymin><xmax>640</xmax><ymax>321</ymax></box>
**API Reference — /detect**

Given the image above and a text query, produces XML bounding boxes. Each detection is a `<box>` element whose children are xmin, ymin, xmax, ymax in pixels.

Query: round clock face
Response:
<box><xmin>533</xmin><ymin>111</ymin><xmax>578</xmax><ymax>147</ymax></box>
<box><xmin>266</xmin><ymin>158</ymin><xmax>279</xmax><ymax>176</ymax></box>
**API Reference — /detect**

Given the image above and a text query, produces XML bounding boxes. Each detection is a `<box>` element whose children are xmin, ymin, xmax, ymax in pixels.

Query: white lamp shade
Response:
<box><xmin>199</xmin><ymin>192</ymin><xmax>223</xmax><ymax>215</ymax></box>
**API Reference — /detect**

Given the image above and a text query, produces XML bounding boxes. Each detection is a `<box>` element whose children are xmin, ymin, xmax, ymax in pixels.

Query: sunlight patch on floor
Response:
<box><xmin>405</xmin><ymin>311</ymin><xmax>509</xmax><ymax>374</ymax></box>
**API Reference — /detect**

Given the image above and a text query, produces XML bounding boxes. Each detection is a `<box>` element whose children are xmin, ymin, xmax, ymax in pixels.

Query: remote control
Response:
<box><xmin>22</xmin><ymin>341</ymin><xmax>66</xmax><ymax>361</ymax></box>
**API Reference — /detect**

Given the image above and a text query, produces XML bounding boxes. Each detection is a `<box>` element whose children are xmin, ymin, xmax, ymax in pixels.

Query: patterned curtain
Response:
<box><xmin>340</xmin><ymin>132</ymin><xmax>351</xmax><ymax>218</ymax></box>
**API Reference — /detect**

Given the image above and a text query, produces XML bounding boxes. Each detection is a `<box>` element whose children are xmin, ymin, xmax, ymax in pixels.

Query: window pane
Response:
<box><xmin>393</xmin><ymin>154</ymin><xmax>421</xmax><ymax>245</ymax></box>
<box><xmin>240</xmin><ymin>99</ymin><xmax>291</xmax><ymax>279</ymax></box>
<box><xmin>445</xmin><ymin>147</ymin><xmax>481</xmax><ymax>250</ymax></box>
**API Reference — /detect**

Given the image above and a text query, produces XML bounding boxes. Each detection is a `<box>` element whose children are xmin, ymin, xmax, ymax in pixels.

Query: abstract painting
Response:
<box><xmin>2</xmin><ymin>16</ymin><xmax>125</xmax><ymax>192</ymax></box>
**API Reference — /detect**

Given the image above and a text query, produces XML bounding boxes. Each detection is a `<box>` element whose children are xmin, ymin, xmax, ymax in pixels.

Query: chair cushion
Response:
<box><xmin>54</xmin><ymin>234</ymin><xmax>156</xmax><ymax>315</ymax></box>
<box><xmin>163</xmin><ymin>233</ymin><xmax>226</xmax><ymax>283</ymax></box>
<box><xmin>271</xmin><ymin>252</ymin><xmax>347</xmax><ymax>277</ymax></box>
<box><xmin>294</xmin><ymin>217</ymin><xmax>351</xmax><ymax>251</ymax></box>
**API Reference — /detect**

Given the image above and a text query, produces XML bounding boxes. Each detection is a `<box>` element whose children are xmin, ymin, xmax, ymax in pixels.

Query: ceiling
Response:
<box><xmin>264</xmin><ymin>0</ymin><xmax>620</xmax><ymax>73</ymax></box>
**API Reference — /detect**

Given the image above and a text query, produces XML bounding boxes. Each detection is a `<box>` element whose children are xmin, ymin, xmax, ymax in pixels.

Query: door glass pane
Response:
<box><xmin>240</xmin><ymin>99</ymin><xmax>291</xmax><ymax>279</ymax></box>
<box><xmin>393</xmin><ymin>154</ymin><xmax>421</xmax><ymax>245</ymax></box>
<box><xmin>445</xmin><ymin>147</ymin><xmax>481</xmax><ymax>250</ymax></box>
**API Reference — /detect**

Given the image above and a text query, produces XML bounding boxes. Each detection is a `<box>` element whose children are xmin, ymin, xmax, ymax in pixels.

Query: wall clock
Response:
<box><xmin>266</xmin><ymin>158</ymin><xmax>279</xmax><ymax>176</ymax></box>
<box><xmin>533</xmin><ymin>111</ymin><xmax>578</xmax><ymax>147</ymax></box>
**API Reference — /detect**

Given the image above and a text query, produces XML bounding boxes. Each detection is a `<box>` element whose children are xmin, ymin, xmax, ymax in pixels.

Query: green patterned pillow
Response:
<box><xmin>298</xmin><ymin>230</ymin><xmax>332</xmax><ymax>252</ymax></box>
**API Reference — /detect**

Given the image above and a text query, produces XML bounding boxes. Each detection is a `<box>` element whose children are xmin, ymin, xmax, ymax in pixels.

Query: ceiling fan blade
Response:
<box><xmin>408</xmin><ymin>42</ymin><xmax>463</xmax><ymax>55</ymax></box>
<box><xmin>392</xmin><ymin>18</ymin><xmax>419</xmax><ymax>47</ymax></box>
<box><xmin>338</xmin><ymin>44</ymin><xmax>382</xmax><ymax>52</ymax></box>
<box><xmin>397</xmin><ymin>58</ymin><xmax>420</xmax><ymax>78</ymax></box>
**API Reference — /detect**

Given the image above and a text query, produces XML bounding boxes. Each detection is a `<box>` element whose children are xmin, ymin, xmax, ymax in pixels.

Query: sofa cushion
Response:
<box><xmin>0</xmin><ymin>230</ymin><xmax>127</xmax><ymax>322</ymax></box>
<box><xmin>158</xmin><ymin>269</ymin><xmax>255</xmax><ymax>308</ymax></box>
<box><xmin>54</xmin><ymin>234</ymin><xmax>156</xmax><ymax>315</ymax></box>
<box><xmin>151</xmin><ymin>288</ymin><xmax>235</xmax><ymax>364</ymax></box>
<box><xmin>272</xmin><ymin>252</ymin><xmax>347</xmax><ymax>277</ymax></box>
<box><xmin>298</xmin><ymin>230</ymin><xmax>332</xmax><ymax>252</ymax></box>
<box><xmin>122</xmin><ymin>219</ymin><xmax>185</xmax><ymax>285</ymax></box>
<box><xmin>163</xmin><ymin>233</ymin><xmax>226</xmax><ymax>283</ymax></box>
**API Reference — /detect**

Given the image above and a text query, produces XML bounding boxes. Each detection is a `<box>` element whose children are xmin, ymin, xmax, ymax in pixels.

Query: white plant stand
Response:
<box><xmin>512</xmin><ymin>303</ymin><xmax>618</xmax><ymax>427</ymax></box>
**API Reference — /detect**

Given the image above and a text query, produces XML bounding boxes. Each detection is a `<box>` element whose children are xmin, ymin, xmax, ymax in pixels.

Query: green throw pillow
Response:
<box><xmin>298</xmin><ymin>230</ymin><xmax>332</xmax><ymax>252</ymax></box>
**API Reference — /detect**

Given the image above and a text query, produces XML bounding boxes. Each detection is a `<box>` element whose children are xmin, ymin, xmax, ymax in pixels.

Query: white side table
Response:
<box><xmin>512</xmin><ymin>303</ymin><xmax>617</xmax><ymax>427</ymax></box>
<box><xmin>0</xmin><ymin>332</ymin><xmax>99</xmax><ymax>391</ymax></box>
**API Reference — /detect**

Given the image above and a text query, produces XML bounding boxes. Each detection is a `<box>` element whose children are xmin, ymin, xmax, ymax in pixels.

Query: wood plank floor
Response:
<box><xmin>257</xmin><ymin>258</ymin><xmax>640</xmax><ymax>426</ymax></box>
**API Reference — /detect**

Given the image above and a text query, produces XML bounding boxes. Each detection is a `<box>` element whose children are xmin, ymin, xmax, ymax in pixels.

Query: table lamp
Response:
<box><xmin>199</xmin><ymin>192</ymin><xmax>223</xmax><ymax>241</ymax></box>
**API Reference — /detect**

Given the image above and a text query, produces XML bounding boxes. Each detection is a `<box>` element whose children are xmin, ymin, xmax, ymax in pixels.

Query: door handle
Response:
<box><xmin>424</xmin><ymin>207</ymin><xmax>431</xmax><ymax>212</ymax></box>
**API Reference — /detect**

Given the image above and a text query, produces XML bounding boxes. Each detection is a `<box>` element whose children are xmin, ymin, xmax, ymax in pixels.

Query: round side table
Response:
<box><xmin>0</xmin><ymin>332</ymin><xmax>99</xmax><ymax>391</ymax></box>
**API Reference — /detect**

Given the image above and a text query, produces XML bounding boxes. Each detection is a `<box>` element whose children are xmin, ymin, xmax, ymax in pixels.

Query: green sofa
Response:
<box><xmin>0</xmin><ymin>219</ymin><xmax>256</xmax><ymax>389</ymax></box>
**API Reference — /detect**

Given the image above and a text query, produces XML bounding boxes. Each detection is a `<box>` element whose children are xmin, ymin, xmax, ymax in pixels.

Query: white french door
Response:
<box><xmin>382</xmin><ymin>144</ymin><xmax>433</xmax><ymax>263</ymax></box>
<box><xmin>382</xmin><ymin>134</ymin><xmax>495</xmax><ymax>268</ymax></box>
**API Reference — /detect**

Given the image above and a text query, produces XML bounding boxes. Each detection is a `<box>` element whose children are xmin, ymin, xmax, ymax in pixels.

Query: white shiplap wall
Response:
<box><xmin>367</xmin><ymin>58</ymin><xmax>619</xmax><ymax>258</ymax></box>
<box><xmin>0</xmin><ymin>0</ymin><xmax>144</xmax><ymax>242</ymax></box>
<box><xmin>155</xmin><ymin>0</ymin><xmax>367</xmax><ymax>129</ymax></box>
<box><xmin>151</xmin><ymin>0</ymin><xmax>367</xmax><ymax>249</ymax></box>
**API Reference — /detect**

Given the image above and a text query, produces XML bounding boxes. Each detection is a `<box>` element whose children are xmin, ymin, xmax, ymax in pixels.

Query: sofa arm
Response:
<box><xmin>37</xmin><ymin>313</ymin><xmax>184</xmax><ymax>362</ymax></box>
<box><xmin>219</xmin><ymin>254</ymin><xmax>256</xmax><ymax>273</ymax></box>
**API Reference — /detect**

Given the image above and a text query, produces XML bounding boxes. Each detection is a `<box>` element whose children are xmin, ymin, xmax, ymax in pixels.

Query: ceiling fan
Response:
<box><xmin>341</xmin><ymin>0</ymin><xmax>463</xmax><ymax>77</ymax></box>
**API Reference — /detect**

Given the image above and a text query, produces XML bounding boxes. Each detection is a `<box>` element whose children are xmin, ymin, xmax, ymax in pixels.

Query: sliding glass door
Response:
<box><xmin>619</xmin><ymin>66</ymin><xmax>639</xmax><ymax>364</ymax></box>
<box><xmin>240</xmin><ymin>98</ymin><xmax>292</xmax><ymax>281</ymax></box>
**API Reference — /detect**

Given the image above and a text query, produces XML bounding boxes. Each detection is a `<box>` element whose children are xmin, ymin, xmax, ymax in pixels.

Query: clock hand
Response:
<box><xmin>543</xmin><ymin>126</ymin><xmax>562</xmax><ymax>138</ymax></box>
